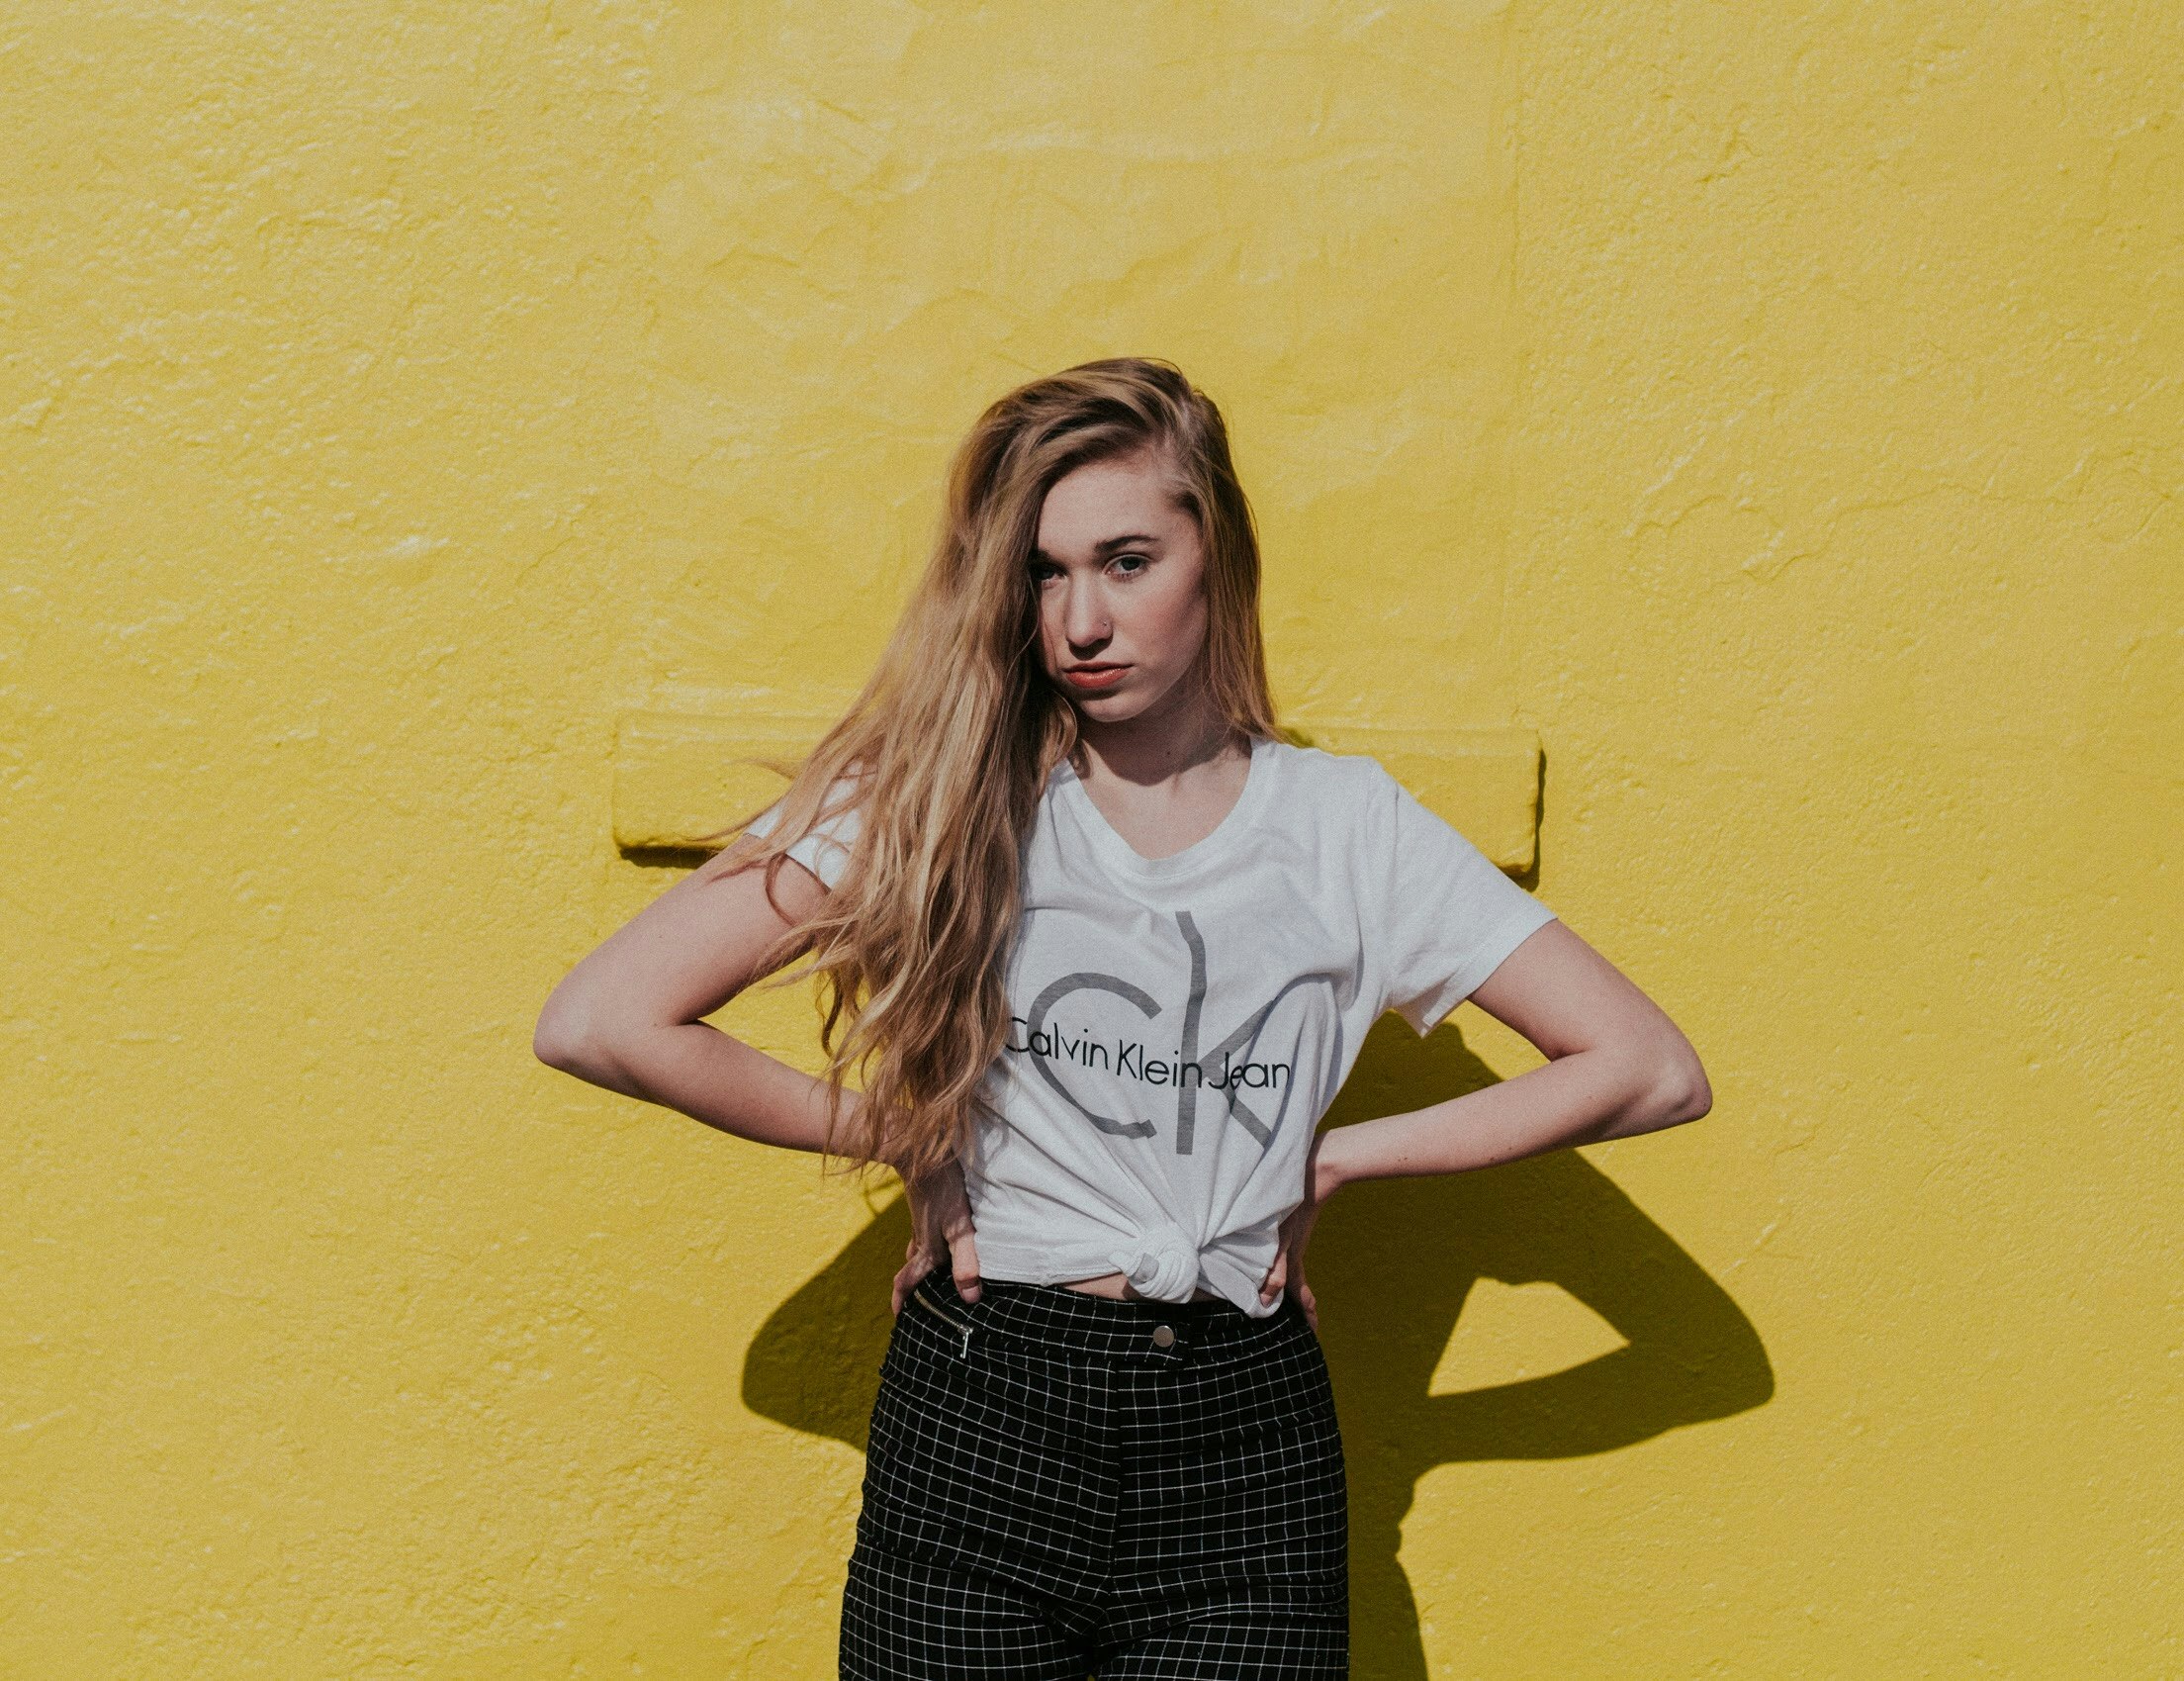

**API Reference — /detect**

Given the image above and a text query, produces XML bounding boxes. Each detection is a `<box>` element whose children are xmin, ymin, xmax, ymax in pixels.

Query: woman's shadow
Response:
<box><xmin>742</xmin><ymin>1016</ymin><xmax>1773</xmax><ymax>1680</ymax></box>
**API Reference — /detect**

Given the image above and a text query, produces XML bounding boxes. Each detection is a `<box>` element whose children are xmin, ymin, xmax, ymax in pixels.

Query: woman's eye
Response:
<box><xmin>1111</xmin><ymin>554</ymin><xmax>1148</xmax><ymax>577</ymax></box>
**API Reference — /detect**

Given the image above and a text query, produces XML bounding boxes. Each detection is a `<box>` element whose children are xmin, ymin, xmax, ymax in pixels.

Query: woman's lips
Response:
<box><xmin>1062</xmin><ymin>664</ymin><xmax>1129</xmax><ymax>692</ymax></box>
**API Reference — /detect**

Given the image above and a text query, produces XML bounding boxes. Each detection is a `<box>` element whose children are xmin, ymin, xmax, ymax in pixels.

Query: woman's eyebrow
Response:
<box><xmin>1029</xmin><ymin>533</ymin><xmax>1162</xmax><ymax>563</ymax></box>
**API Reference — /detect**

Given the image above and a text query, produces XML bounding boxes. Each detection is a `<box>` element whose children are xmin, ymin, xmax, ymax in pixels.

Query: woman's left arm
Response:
<box><xmin>1260</xmin><ymin>919</ymin><xmax>1711</xmax><ymax>1318</ymax></box>
<box><xmin>1338</xmin><ymin>917</ymin><xmax>1709</xmax><ymax>1179</ymax></box>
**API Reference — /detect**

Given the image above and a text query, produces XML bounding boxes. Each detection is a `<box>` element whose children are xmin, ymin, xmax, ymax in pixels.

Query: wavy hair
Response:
<box><xmin>709</xmin><ymin>357</ymin><xmax>1281</xmax><ymax>1183</ymax></box>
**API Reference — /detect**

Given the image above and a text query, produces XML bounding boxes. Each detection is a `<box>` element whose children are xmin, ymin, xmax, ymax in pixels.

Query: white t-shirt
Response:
<box><xmin>746</xmin><ymin>736</ymin><xmax>1558</xmax><ymax>1317</ymax></box>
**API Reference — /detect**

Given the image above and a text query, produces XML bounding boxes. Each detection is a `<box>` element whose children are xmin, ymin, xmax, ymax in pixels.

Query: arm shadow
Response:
<box><xmin>1310</xmin><ymin>1013</ymin><xmax>1774</xmax><ymax>1464</ymax></box>
<box><xmin>740</xmin><ymin>1193</ymin><xmax>910</xmax><ymax>1456</ymax></box>
<box><xmin>1309</xmin><ymin>1013</ymin><xmax>1774</xmax><ymax>1678</ymax></box>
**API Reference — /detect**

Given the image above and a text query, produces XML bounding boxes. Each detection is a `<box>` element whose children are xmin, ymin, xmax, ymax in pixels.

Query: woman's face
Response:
<box><xmin>1030</xmin><ymin>448</ymin><xmax>1210</xmax><ymax>728</ymax></box>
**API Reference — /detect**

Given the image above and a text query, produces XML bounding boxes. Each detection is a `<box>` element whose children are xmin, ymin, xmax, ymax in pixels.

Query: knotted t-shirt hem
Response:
<box><xmin>973</xmin><ymin>1238</ymin><xmax>1284</xmax><ymax>1320</ymax></box>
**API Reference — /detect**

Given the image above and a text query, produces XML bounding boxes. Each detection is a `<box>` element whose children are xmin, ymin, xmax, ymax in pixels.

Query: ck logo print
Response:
<box><xmin>1003</xmin><ymin>910</ymin><xmax>1344</xmax><ymax>1155</ymax></box>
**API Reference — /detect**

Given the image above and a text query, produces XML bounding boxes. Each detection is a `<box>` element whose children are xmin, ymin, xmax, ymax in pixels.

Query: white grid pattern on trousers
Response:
<box><xmin>840</xmin><ymin>1270</ymin><xmax>1349</xmax><ymax>1678</ymax></box>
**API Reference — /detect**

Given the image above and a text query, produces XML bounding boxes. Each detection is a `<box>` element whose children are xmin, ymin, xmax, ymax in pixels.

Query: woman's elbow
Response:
<box><xmin>1655</xmin><ymin>1043</ymin><xmax>1712</xmax><ymax>1128</ymax></box>
<box><xmin>1607</xmin><ymin>1033</ymin><xmax>1710</xmax><ymax>1135</ymax></box>
<box><xmin>533</xmin><ymin>986</ymin><xmax>614</xmax><ymax>1080</ymax></box>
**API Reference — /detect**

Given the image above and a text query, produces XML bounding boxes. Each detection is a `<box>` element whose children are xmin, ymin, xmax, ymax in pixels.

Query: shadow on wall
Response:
<box><xmin>743</xmin><ymin>1014</ymin><xmax>1774</xmax><ymax>1681</ymax></box>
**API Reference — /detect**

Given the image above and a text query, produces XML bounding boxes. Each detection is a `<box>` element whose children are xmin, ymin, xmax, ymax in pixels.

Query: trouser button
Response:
<box><xmin>1150</xmin><ymin>1324</ymin><xmax>1176</xmax><ymax>1350</ymax></box>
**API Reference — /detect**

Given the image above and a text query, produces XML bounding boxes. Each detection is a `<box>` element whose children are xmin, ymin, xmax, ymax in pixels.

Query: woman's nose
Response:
<box><xmin>1064</xmin><ymin>582</ymin><xmax>1112</xmax><ymax>650</ymax></box>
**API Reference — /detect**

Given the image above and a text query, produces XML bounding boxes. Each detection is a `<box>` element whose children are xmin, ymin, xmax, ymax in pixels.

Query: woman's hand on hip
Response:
<box><xmin>891</xmin><ymin>1158</ymin><xmax>982</xmax><ymax>1315</ymax></box>
<box><xmin>1257</xmin><ymin>1126</ymin><xmax>1346</xmax><ymax>1330</ymax></box>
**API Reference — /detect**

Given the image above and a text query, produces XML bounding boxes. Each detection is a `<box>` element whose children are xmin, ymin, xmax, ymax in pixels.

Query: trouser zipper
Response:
<box><xmin>913</xmin><ymin>1281</ymin><xmax>976</xmax><ymax>1358</ymax></box>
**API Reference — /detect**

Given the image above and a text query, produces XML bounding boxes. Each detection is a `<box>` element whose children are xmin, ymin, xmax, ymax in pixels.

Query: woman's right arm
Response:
<box><xmin>531</xmin><ymin>846</ymin><xmax>852</xmax><ymax>1155</ymax></box>
<box><xmin>536</xmin><ymin>838</ymin><xmax>986</xmax><ymax>1310</ymax></box>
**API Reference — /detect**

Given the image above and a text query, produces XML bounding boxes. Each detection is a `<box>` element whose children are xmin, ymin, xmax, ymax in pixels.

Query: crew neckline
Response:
<box><xmin>1053</xmin><ymin>734</ymin><xmax>1278</xmax><ymax>882</ymax></box>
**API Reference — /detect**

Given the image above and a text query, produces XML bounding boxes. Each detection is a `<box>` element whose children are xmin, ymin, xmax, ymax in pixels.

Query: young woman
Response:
<box><xmin>534</xmin><ymin>358</ymin><xmax>1712</xmax><ymax>1678</ymax></box>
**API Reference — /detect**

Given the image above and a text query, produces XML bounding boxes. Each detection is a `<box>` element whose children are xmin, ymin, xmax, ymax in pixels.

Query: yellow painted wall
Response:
<box><xmin>4</xmin><ymin>2</ymin><xmax>2176</xmax><ymax>1675</ymax></box>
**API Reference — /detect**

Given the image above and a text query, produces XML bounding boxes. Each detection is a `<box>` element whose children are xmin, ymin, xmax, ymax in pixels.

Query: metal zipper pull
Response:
<box><xmin>915</xmin><ymin>1282</ymin><xmax>976</xmax><ymax>1359</ymax></box>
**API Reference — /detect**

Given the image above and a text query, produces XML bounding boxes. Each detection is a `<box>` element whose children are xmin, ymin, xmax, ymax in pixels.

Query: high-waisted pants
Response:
<box><xmin>840</xmin><ymin>1267</ymin><xmax>1349</xmax><ymax>1678</ymax></box>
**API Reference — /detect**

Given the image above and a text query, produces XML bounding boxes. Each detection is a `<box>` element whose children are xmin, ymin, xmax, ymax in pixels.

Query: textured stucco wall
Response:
<box><xmin>3</xmin><ymin>2</ymin><xmax>2177</xmax><ymax>1676</ymax></box>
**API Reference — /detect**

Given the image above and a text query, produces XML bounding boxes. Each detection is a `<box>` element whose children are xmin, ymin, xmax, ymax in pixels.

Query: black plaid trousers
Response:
<box><xmin>841</xmin><ymin>1267</ymin><xmax>1349</xmax><ymax>1678</ymax></box>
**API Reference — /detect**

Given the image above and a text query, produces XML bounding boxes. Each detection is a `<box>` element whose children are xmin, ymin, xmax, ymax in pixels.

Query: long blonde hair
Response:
<box><xmin>716</xmin><ymin>357</ymin><xmax>1281</xmax><ymax>1182</ymax></box>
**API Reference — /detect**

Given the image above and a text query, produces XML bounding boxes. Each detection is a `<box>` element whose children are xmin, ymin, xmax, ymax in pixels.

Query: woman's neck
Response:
<box><xmin>1071</xmin><ymin>680</ymin><xmax>1246</xmax><ymax>792</ymax></box>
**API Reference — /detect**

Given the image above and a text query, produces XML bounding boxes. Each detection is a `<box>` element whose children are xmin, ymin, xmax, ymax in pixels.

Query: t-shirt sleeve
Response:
<box><xmin>1373</xmin><ymin>770</ymin><xmax>1559</xmax><ymax>1036</ymax></box>
<box><xmin>741</xmin><ymin>778</ymin><xmax>864</xmax><ymax>892</ymax></box>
